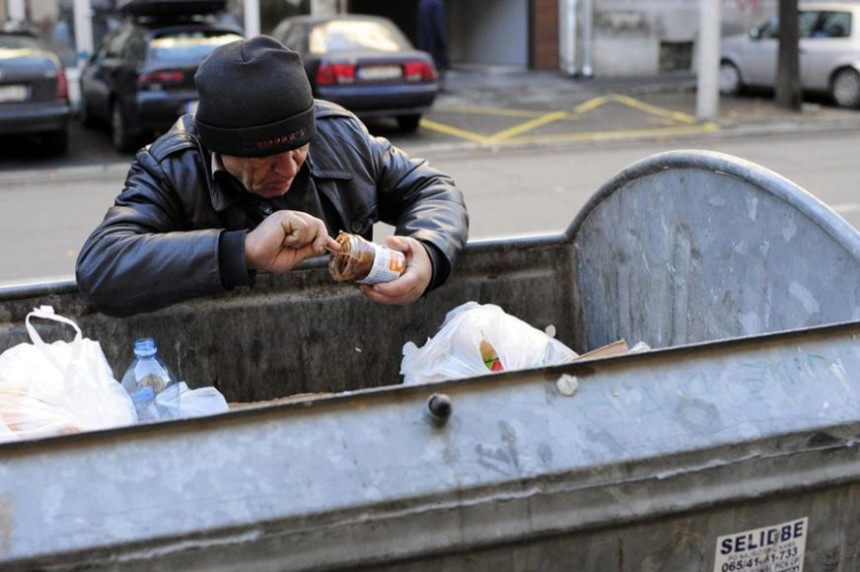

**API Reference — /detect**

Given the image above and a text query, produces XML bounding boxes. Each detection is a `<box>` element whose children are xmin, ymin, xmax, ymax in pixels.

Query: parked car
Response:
<box><xmin>270</xmin><ymin>14</ymin><xmax>439</xmax><ymax>132</ymax></box>
<box><xmin>78</xmin><ymin>0</ymin><xmax>243</xmax><ymax>152</ymax></box>
<box><xmin>0</xmin><ymin>22</ymin><xmax>71</xmax><ymax>154</ymax></box>
<box><xmin>720</xmin><ymin>2</ymin><xmax>860</xmax><ymax>108</ymax></box>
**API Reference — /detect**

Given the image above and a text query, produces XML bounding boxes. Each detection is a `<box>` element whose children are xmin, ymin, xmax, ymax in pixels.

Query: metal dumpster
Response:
<box><xmin>1</xmin><ymin>150</ymin><xmax>859</xmax><ymax>571</ymax></box>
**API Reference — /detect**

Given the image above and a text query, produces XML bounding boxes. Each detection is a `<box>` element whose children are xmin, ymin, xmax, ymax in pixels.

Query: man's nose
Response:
<box><xmin>273</xmin><ymin>154</ymin><xmax>299</xmax><ymax>177</ymax></box>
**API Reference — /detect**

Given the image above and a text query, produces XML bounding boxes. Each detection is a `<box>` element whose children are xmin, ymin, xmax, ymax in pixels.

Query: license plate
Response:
<box><xmin>357</xmin><ymin>65</ymin><xmax>402</xmax><ymax>81</ymax></box>
<box><xmin>0</xmin><ymin>85</ymin><xmax>29</xmax><ymax>103</ymax></box>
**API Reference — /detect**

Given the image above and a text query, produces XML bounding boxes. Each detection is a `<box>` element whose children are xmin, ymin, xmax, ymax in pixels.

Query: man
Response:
<box><xmin>75</xmin><ymin>36</ymin><xmax>469</xmax><ymax>317</ymax></box>
<box><xmin>417</xmin><ymin>0</ymin><xmax>450</xmax><ymax>86</ymax></box>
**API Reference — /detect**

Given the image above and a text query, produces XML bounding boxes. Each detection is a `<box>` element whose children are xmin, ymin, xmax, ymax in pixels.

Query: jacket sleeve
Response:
<box><xmin>364</xmin><ymin>128</ymin><xmax>469</xmax><ymax>291</ymax></box>
<box><xmin>75</xmin><ymin>149</ymin><xmax>242</xmax><ymax>317</ymax></box>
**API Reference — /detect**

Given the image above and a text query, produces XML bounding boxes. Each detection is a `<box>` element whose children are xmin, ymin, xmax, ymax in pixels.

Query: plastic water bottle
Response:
<box><xmin>120</xmin><ymin>338</ymin><xmax>180</xmax><ymax>422</ymax></box>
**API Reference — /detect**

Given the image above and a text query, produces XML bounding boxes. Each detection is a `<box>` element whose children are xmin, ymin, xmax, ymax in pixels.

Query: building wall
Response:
<box><xmin>590</xmin><ymin>0</ymin><xmax>775</xmax><ymax>76</ymax></box>
<box><xmin>449</xmin><ymin>0</ymin><xmax>528</xmax><ymax>67</ymax></box>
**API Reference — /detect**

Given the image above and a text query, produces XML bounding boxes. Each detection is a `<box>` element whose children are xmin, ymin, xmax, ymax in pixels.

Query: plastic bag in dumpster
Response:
<box><xmin>0</xmin><ymin>306</ymin><xmax>136</xmax><ymax>442</ymax></box>
<box><xmin>147</xmin><ymin>381</ymin><xmax>229</xmax><ymax>420</ymax></box>
<box><xmin>401</xmin><ymin>302</ymin><xmax>579</xmax><ymax>384</ymax></box>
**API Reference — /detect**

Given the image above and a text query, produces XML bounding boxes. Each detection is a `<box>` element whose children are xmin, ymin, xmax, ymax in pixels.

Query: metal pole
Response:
<box><xmin>559</xmin><ymin>0</ymin><xmax>577</xmax><ymax>76</ymax></box>
<box><xmin>243</xmin><ymin>0</ymin><xmax>260</xmax><ymax>37</ymax></box>
<box><xmin>72</xmin><ymin>0</ymin><xmax>93</xmax><ymax>65</ymax></box>
<box><xmin>696</xmin><ymin>0</ymin><xmax>721</xmax><ymax>121</ymax></box>
<box><xmin>7</xmin><ymin>0</ymin><xmax>25</xmax><ymax>21</ymax></box>
<box><xmin>580</xmin><ymin>0</ymin><xmax>593</xmax><ymax>77</ymax></box>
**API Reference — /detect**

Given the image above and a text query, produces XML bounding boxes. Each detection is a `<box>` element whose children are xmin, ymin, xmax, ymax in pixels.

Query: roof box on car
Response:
<box><xmin>118</xmin><ymin>0</ymin><xmax>227</xmax><ymax>17</ymax></box>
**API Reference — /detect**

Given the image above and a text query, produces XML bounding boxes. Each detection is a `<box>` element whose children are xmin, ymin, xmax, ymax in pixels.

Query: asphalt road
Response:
<box><xmin>2</xmin><ymin>126</ymin><xmax>860</xmax><ymax>286</ymax></box>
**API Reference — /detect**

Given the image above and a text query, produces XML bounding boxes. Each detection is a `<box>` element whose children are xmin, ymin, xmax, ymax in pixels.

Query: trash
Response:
<box><xmin>0</xmin><ymin>306</ymin><xmax>136</xmax><ymax>442</ymax></box>
<box><xmin>154</xmin><ymin>382</ymin><xmax>229</xmax><ymax>419</ymax></box>
<box><xmin>328</xmin><ymin>231</ymin><xmax>406</xmax><ymax>284</ymax></box>
<box><xmin>401</xmin><ymin>302</ymin><xmax>579</xmax><ymax>384</ymax></box>
<box><xmin>121</xmin><ymin>337</ymin><xmax>181</xmax><ymax>422</ymax></box>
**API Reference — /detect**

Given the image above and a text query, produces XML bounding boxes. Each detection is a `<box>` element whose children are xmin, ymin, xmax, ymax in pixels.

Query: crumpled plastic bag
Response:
<box><xmin>152</xmin><ymin>381</ymin><xmax>229</xmax><ymax>420</ymax></box>
<box><xmin>0</xmin><ymin>306</ymin><xmax>136</xmax><ymax>442</ymax></box>
<box><xmin>401</xmin><ymin>302</ymin><xmax>579</xmax><ymax>385</ymax></box>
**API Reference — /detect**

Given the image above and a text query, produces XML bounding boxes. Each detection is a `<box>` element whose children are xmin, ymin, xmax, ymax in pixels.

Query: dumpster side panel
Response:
<box><xmin>568</xmin><ymin>150</ymin><xmax>860</xmax><ymax>352</ymax></box>
<box><xmin>3</xmin><ymin>323</ymin><xmax>860</xmax><ymax>570</ymax></box>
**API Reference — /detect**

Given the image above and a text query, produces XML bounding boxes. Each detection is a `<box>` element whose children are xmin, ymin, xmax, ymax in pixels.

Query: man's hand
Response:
<box><xmin>359</xmin><ymin>235</ymin><xmax>432</xmax><ymax>305</ymax></box>
<box><xmin>244</xmin><ymin>210</ymin><xmax>339</xmax><ymax>273</ymax></box>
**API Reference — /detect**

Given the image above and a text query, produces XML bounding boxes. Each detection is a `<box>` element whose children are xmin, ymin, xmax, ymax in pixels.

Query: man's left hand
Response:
<box><xmin>359</xmin><ymin>236</ymin><xmax>431</xmax><ymax>305</ymax></box>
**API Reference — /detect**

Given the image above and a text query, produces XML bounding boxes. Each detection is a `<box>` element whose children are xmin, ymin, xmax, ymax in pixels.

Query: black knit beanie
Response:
<box><xmin>194</xmin><ymin>36</ymin><xmax>315</xmax><ymax>157</ymax></box>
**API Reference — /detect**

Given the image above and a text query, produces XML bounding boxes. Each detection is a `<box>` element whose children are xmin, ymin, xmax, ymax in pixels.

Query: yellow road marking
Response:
<box><xmin>420</xmin><ymin>95</ymin><xmax>718</xmax><ymax>146</ymax></box>
<box><xmin>608</xmin><ymin>94</ymin><xmax>699</xmax><ymax>124</ymax></box>
<box><xmin>486</xmin><ymin>111</ymin><xmax>570</xmax><ymax>143</ymax></box>
<box><xmin>573</xmin><ymin>95</ymin><xmax>611</xmax><ymax>113</ymax></box>
<box><xmin>419</xmin><ymin>118</ymin><xmax>489</xmax><ymax>143</ymax></box>
<box><xmin>435</xmin><ymin>105</ymin><xmax>546</xmax><ymax>118</ymax></box>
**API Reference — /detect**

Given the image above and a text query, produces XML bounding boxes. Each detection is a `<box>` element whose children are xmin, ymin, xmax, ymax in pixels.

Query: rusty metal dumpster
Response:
<box><xmin>1</xmin><ymin>149</ymin><xmax>859</xmax><ymax>571</ymax></box>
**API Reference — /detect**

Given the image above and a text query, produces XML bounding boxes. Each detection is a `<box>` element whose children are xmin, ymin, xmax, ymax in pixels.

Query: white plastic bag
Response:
<box><xmin>0</xmin><ymin>306</ymin><xmax>136</xmax><ymax>442</ymax></box>
<box><xmin>401</xmin><ymin>302</ymin><xmax>579</xmax><ymax>385</ymax></box>
<box><xmin>154</xmin><ymin>381</ymin><xmax>229</xmax><ymax>419</ymax></box>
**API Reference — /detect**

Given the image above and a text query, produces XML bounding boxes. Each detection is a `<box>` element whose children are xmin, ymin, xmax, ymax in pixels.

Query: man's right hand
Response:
<box><xmin>244</xmin><ymin>210</ymin><xmax>340</xmax><ymax>273</ymax></box>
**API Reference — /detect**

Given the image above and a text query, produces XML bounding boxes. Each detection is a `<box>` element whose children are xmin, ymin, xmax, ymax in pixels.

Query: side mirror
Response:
<box><xmin>749</xmin><ymin>26</ymin><xmax>761</xmax><ymax>40</ymax></box>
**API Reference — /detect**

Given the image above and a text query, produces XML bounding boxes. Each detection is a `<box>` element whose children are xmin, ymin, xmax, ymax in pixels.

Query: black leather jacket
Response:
<box><xmin>76</xmin><ymin>100</ymin><xmax>469</xmax><ymax>317</ymax></box>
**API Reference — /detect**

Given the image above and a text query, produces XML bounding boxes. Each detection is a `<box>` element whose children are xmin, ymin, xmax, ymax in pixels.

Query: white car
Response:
<box><xmin>720</xmin><ymin>2</ymin><xmax>860</xmax><ymax>108</ymax></box>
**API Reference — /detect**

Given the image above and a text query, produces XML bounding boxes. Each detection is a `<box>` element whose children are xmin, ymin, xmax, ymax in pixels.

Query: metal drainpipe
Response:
<box><xmin>580</xmin><ymin>0</ymin><xmax>593</xmax><ymax>77</ymax></box>
<box><xmin>72</xmin><ymin>0</ymin><xmax>93</xmax><ymax>65</ymax></box>
<box><xmin>559</xmin><ymin>0</ymin><xmax>578</xmax><ymax>76</ymax></box>
<box><xmin>7</xmin><ymin>0</ymin><xmax>25</xmax><ymax>21</ymax></box>
<box><xmin>243</xmin><ymin>0</ymin><xmax>260</xmax><ymax>37</ymax></box>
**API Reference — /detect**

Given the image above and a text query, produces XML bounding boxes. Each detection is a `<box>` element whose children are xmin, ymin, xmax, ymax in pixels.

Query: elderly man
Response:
<box><xmin>76</xmin><ymin>36</ymin><xmax>469</xmax><ymax>317</ymax></box>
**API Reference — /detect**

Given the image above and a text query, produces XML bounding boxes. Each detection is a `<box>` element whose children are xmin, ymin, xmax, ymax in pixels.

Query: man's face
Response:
<box><xmin>222</xmin><ymin>144</ymin><xmax>310</xmax><ymax>198</ymax></box>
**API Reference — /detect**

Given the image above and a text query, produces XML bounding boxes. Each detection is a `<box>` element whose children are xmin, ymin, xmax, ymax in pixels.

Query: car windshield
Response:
<box><xmin>0</xmin><ymin>35</ymin><xmax>52</xmax><ymax>66</ymax></box>
<box><xmin>148</xmin><ymin>31</ymin><xmax>242</xmax><ymax>61</ymax></box>
<box><xmin>308</xmin><ymin>20</ymin><xmax>411</xmax><ymax>54</ymax></box>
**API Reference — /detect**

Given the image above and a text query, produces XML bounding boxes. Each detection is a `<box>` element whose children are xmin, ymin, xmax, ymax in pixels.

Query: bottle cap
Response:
<box><xmin>133</xmin><ymin>337</ymin><xmax>157</xmax><ymax>357</ymax></box>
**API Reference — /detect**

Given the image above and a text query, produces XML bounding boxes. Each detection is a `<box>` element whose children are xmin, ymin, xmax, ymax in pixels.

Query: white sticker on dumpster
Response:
<box><xmin>714</xmin><ymin>517</ymin><xmax>807</xmax><ymax>572</ymax></box>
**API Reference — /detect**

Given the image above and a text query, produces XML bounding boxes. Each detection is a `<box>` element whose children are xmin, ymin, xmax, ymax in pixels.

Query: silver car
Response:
<box><xmin>720</xmin><ymin>2</ymin><xmax>860</xmax><ymax>108</ymax></box>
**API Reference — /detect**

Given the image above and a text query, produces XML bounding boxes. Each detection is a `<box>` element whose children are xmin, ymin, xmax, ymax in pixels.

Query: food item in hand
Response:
<box><xmin>328</xmin><ymin>231</ymin><xmax>406</xmax><ymax>284</ymax></box>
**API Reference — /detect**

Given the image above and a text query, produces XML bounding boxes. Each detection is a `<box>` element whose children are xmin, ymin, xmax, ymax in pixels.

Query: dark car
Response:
<box><xmin>78</xmin><ymin>0</ymin><xmax>243</xmax><ymax>152</ymax></box>
<box><xmin>0</xmin><ymin>22</ymin><xmax>72</xmax><ymax>154</ymax></box>
<box><xmin>271</xmin><ymin>14</ymin><xmax>439</xmax><ymax>132</ymax></box>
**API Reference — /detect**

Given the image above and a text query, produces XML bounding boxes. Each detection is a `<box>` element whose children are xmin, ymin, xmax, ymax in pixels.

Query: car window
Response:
<box><xmin>308</xmin><ymin>20</ymin><xmax>411</xmax><ymax>54</ymax></box>
<box><xmin>758</xmin><ymin>16</ymin><xmax>779</xmax><ymax>39</ymax></box>
<box><xmin>0</xmin><ymin>34</ymin><xmax>42</xmax><ymax>51</ymax></box>
<box><xmin>280</xmin><ymin>24</ymin><xmax>304</xmax><ymax>51</ymax></box>
<box><xmin>814</xmin><ymin>11</ymin><xmax>851</xmax><ymax>38</ymax></box>
<box><xmin>798</xmin><ymin>10</ymin><xmax>821</xmax><ymax>38</ymax></box>
<box><xmin>147</xmin><ymin>30</ymin><xmax>242</xmax><ymax>62</ymax></box>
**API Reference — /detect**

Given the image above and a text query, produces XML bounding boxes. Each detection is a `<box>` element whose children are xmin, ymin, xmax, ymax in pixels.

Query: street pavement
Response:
<box><xmin>408</xmin><ymin>67</ymin><xmax>860</xmax><ymax>158</ymax></box>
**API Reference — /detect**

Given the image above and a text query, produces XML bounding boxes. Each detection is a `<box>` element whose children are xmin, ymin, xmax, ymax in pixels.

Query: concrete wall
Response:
<box><xmin>449</xmin><ymin>0</ymin><xmax>528</xmax><ymax>67</ymax></box>
<box><xmin>589</xmin><ymin>0</ymin><xmax>776</xmax><ymax>76</ymax></box>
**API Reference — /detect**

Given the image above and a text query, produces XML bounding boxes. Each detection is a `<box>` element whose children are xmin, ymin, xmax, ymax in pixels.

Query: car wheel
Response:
<box><xmin>397</xmin><ymin>114</ymin><xmax>421</xmax><ymax>133</ymax></box>
<box><xmin>831</xmin><ymin>68</ymin><xmax>860</xmax><ymax>108</ymax></box>
<box><xmin>719</xmin><ymin>61</ymin><xmax>743</xmax><ymax>96</ymax></box>
<box><xmin>111</xmin><ymin>102</ymin><xmax>137</xmax><ymax>153</ymax></box>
